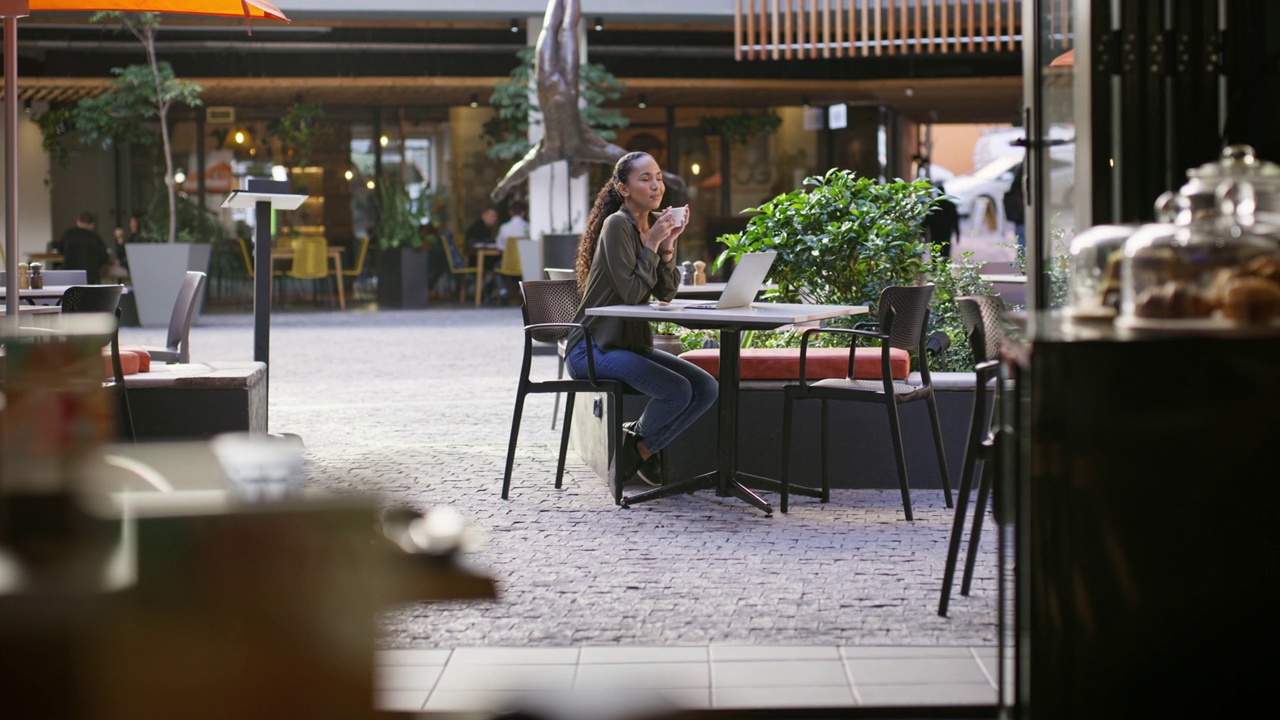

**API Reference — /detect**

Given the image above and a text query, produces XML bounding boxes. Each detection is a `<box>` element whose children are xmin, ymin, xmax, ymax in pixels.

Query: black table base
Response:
<box><xmin>621</xmin><ymin>326</ymin><xmax>782</xmax><ymax>516</ymax></box>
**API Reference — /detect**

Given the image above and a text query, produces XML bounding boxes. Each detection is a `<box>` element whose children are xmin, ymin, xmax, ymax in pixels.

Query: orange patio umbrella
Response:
<box><xmin>2</xmin><ymin>0</ymin><xmax>289</xmax><ymax>323</ymax></box>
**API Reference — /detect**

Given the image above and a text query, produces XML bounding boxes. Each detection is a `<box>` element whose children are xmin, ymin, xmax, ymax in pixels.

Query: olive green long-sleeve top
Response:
<box><xmin>567</xmin><ymin>206</ymin><xmax>681</xmax><ymax>353</ymax></box>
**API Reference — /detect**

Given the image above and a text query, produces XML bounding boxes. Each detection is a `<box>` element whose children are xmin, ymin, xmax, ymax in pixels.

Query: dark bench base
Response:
<box><xmin>125</xmin><ymin>362</ymin><xmax>267</xmax><ymax>440</ymax></box>
<box><xmin>571</xmin><ymin>373</ymin><xmax>977</xmax><ymax>492</ymax></box>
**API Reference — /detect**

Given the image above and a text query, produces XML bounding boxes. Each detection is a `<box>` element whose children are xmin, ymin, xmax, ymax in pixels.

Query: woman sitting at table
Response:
<box><xmin>564</xmin><ymin>151</ymin><xmax>715</xmax><ymax>486</ymax></box>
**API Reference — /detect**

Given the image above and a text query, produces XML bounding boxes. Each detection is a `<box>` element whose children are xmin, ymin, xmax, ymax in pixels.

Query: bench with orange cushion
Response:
<box><xmin>679</xmin><ymin>346</ymin><xmax>911</xmax><ymax>382</ymax></box>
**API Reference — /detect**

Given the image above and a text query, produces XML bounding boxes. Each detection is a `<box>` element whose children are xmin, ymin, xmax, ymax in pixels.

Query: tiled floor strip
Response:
<box><xmin>374</xmin><ymin>646</ymin><xmax>998</xmax><ymax>713</ymax></box>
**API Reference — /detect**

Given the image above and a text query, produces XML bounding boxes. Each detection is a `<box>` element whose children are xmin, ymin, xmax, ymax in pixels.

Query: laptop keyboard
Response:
<box><xmin>687</xmin><ymin>303</ymin><xmax>718</xmax><ymax>310</ymax></box>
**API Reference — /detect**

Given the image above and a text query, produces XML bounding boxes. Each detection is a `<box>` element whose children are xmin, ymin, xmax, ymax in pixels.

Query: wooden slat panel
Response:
<box><xmin>796</xmin><ymin>0</ymin><xmax>805</xmax><ymax>58</ymax></box>
<box><xmin>925</xmin><ymin>0</ymin><xmax>934</xmax><ymax>54</ymax></box>
<box><xmin>735</xmin><ymin>0</ymin><xmax>743</xmax><ymax>60</ymax></box>
<box><xmin>914</xmin><ymin>0</ymin><xmax>922</xmax><ymax>54</ymax></box>
<box><xmin>887</xmin><ymin>0</ymin><xmax>896</xmax><ymax>54</ymax></box>
<box><xmin>900</xmin><ymin>0</ymin><xmax>909</xmax><ymax>54</ymax></box>
<box><xmin>821</xmin><ymin>0</ymin><xmax>830</xmax><ymax>59</ymax></box>
<box><xmin>874</xmin><ymin>0</ymin><xmax>882</xmax><ymax>56</ymax></box>
<box><xmin>759</xmin><ymin>0</ymin><xmax>768</xmax><ymax>56</ymax></box>
<box><xmin>834</xmin><ymin>0</ymin><xmax>843</xmax><ymax>58</ymax></box>
<box><xmin>967</xmin><ymin>0</ymin><xmax>976</xmax><ymax>52</ymax></box>
<box><xmin>746</xmin><ymin>0</ymin><xmax>755</xmax><ymax>59</ymax></box>
<box><xmin>771</xmin><ymin>0</ymin><xmax>780</xmax><ymax>60</ymax></box>
<box><xmin>782</xmin><ymin>0</ymin><xmax>792</xmax><ymax>59</ymax></box>
<box><xmin>809</xmin><ymin>0</ymin><xmax>818</xmax><ymax>59</ymax></box>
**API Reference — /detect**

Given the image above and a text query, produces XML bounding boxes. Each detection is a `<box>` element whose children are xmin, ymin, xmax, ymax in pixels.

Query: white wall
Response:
<box><xmin>0</xmin><ymin>112</ymin><xmax>54</xmax><ymax>267</ymax></box>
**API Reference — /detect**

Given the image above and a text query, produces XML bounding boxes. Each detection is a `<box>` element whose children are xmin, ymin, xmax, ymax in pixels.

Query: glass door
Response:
<box><xmin>1023</xmin><ymin>0</ymin><xmax>1089</xmax><ymax>317</ymax></box>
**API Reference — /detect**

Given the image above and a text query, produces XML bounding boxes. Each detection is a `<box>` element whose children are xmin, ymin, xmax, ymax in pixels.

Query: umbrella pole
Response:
<box><xmin>3</xmin><ymin>10</ymin><xmax>23</xmax><ymax>329</ymax></box>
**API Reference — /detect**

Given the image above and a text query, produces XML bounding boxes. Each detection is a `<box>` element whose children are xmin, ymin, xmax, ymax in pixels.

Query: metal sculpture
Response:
<box><xmin>491</xmin><ymin>0</ymin><xmax>683</xmax><ymax>201</ymax></box>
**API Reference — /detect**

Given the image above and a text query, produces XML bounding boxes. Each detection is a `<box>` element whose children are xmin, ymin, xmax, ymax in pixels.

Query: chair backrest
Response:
<box><xmin>444</xmin><ymin>234</ymin><xmax>473</xmax><ymax>272</ymax></box>
<box><xmin>347</xmin><ymin>237</ymin><xmax>371</xmax><ymax>275</ymax></box>
<box><xmin>519</xmin><ymin>280</ymin><xmax>580</xmax><ymax>343</ymax></box>
<box><xmin>956</xmin><ymin>294</ymin><xmax>1007</xmax><ymax>364</ymax></box>
<box><xmin>235</xmin><ymin>238</ymin><xmax>254</xmax><ymax>278</ymax></box>
<box><xmin>165</xmin><ymin>271</ymin><xmax>206</xmax><ymax>362</ymax></box>
<box><xmin>497</xmin><ymin>238</ymin><xmax>524</xmax><ymax>277</ymax></box>
<box><xmin>878</xmin><ymin>284</ymin><xmax>935</xmax><ymax>352</ymax></box>
<box><xmin>544</xmin><ymin>267</ymin><xmax>576</xmax><ymax>281</ymax></box>
<box><xmin>288</xmin><ymin>237</ymin><xmax>329</xmax><ymax>279</ymax></box>
<box><xmin>60</xmin><ymin>284</ymin><xmax>124</xmax><ymax>313</ymax></box>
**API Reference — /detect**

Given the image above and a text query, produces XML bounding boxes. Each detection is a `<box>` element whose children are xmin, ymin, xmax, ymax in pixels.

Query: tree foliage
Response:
<box><xmin>482</xmin><ymin>47</ymin><xmax>630</xmax><ymax>160</ymax></box>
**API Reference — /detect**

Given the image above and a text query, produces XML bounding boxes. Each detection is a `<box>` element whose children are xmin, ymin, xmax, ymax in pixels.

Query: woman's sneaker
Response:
<box><xmin>635</xmin><ymin>450</ymin><xmax>663</xmax><ymax>487</ymax></box>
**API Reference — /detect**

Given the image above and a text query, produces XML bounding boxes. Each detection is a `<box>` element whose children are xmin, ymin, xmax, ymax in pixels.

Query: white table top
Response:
<box><xmin>0</xmin><ymin>305</ymin><xmax>60</xmax><ymax>315</ymax></box>
<box><xmin>586</xmin><ymin>299</ymin><xmax>868</xmax><ymax>326</ymax></box>
<box><xmin>0</xmin><ymin>284</ymin><xmax>130</xmax><ymax>300</ymax></box>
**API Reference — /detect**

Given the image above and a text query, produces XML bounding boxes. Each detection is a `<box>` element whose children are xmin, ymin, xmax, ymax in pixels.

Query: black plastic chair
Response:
<box><xmin>938</xmin><ymin>294</ymin><xmax>1008</xmax><ymax>617</ymax></box>
<box><xmin>134</xmin><ymin>271</ymin><xmax>205</xmax><ymax>363</ymax></box>
<box><xmin>779</xmin><ymin>284</ymin><xmax>953</xmax><ymax>519</ymax></box>
<box><xmin>59</xmin><ymin>284</ymin><xmax>135</xmax><ymax>442</ymax></box>
<box><xmin>502</xmin><ymin>279</ymin><xmax>629</xmax><ymax>505</ymax></box>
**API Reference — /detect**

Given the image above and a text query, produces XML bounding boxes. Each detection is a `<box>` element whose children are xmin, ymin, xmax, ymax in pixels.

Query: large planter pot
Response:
<box><xmin>652</xmin><ymin>334</ymin><xmax>684</xmax><ymax>355</ymax></box>
<box><xmin>376</xmin><ymin>246</ymin><xmax>430</xmax><ymax>309</ymax></box>
<box><xmin>127</xmin><ymin>243</ymin><xmax>212</xmax><ymax>328</ymax></box>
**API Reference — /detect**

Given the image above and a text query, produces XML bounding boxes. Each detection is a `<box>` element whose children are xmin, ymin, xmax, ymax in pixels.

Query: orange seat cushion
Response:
<box><xmin>681</xmin><ymin>347</ymin><xmax>911</xmax><ymax>381</ymax></box>
<box><xmin>104</xmin><ymin>350</ymin><xmax>142</xmax><ymax>378</ymax></box>
<box><xmin>120</xmin><ymin>346</ymin><xmax>152</xmax><ymax>372</ymax></box>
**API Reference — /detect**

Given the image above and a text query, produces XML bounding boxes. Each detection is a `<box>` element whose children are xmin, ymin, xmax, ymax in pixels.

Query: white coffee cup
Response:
<box><xmin>667</xmin><ymin>206</ymin><xmax>687</xmax><ymax>227</ymax></box>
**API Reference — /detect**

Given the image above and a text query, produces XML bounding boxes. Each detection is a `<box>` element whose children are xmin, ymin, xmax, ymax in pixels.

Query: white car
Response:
<box><xmin>942</xmin><ymin>153</ymin><xmax>1075</xmax><ymax>234</ymax></box>
<box><xmin>942</xmin><ymin>153</ymin><xmax>1022</xmax><ymax>225</ymax></box>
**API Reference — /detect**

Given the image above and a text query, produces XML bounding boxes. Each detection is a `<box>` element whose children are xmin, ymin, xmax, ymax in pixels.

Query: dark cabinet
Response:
<box><xmin>1015</xmin><ymin>317</ymin><xmax>1280</xmax><ymax>717</ymax></box>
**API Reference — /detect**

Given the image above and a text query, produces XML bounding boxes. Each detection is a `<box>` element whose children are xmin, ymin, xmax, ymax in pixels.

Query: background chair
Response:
<box><xmin>284</xmin><ymin>236</ymin><xmax>335</xmax><ymax>307</ymax></box>
<box><xmin>340</xmin><ymin>237</ymin><xmax>371</xmax><ymax>300</ymax></box>
<box><xmin>938</xmin><ymin>294</ymin><xmax>1008</xmax><ymax>617</ymax></box>
<box><xmin>443</xmin><ymin>235</ymin><xmax>484</xmax><ymax>307</ymax></box>
<box><xmin>503</xmin><ymin>279</ymin><xmax>628</xmax><ymax>505</ymax></box>
<box><xmin>493</xmin><ymin>239</ymin><xmax>524</xmax><ymax>304</ymax></box>
<box><xmin>543</xmin><ymin>268</ymin><xmax>577</xmax><ymax>428</ymax></box>
<box><xmin>59</xmin><ymin>284</ymin><xmax>134</xmax><ymax>442</ymax></box>
<box><xmin>132</xmin><ymin>271</ymin><xmax>205</xmax><ymax>364</ymax></box>
<box><xmin>779</xmin><ymin>284</ymin><xmax>954</xmax><ymax>519</ymax></box>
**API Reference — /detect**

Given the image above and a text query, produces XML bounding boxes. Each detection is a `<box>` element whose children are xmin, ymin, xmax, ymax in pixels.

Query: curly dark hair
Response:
<box><xmin>575</xmin><ymin>151</ymin><xmax>652</xmax><ymax>290</ymax></box>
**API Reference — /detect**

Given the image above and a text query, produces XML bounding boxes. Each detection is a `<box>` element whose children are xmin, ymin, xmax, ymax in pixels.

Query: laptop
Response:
<box><xmin>687</xmin><ymin>251</ymin><xmax>777</xmax><ymax>310</ymax></box>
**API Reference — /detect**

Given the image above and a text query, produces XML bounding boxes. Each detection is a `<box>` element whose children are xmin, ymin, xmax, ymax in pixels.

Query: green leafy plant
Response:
<box><xmin>716</xmin><ymin>169</ymin><xmax>938</xmax><ymax>311</ymax></box>
<box><xmin>483</xmin><ymin>47</ymin><xmax>630</xmax><ymax>161</ymax></box>
<box><xmin>71</xmin><ymin>12</ymin><xmax>203</xmax><ymax>245</ymax></box>
<box><xmin>267</xmin><ymin>101</ymin><xmax>325</xmax><ymax>167</ymax></box>
<box><xmin>33</xmin><ymin>105</ymin><xmax>77</xmax><ymax>170</ymax></box>
<box><xmin>716</xmin><ymin>169</ymin><xmax>1001</xmax><ymax>371</ymax></box>
<box><xmin>375</xmin><ymin>176</ymin><xmax>435</xmax><ymax>250</ymax></box>
<box><xmin>699</xmin><ymin>110</ymin><xmax>782</xmax><ymax>145</ymax></box>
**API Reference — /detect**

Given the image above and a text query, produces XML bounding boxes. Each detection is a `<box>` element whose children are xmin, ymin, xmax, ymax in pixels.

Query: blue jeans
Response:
<box><xmin>566</xmin><ymin>338</ymin><xmax>718</xmax><ymax>452</ymax></box>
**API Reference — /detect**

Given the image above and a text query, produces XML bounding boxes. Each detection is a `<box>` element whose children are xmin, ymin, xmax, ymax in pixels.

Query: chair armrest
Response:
<box><xmin>523</xmin><ymin>322</ymin><xmax>609</xmax><ymax>388</ymax></box>
<box><xmin>796</xmin><ymin>327</ymin><xmax>889</xmax><ymax>386</ymax></box>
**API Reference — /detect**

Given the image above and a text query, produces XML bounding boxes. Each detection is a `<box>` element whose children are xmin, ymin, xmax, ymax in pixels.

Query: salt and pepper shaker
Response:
<box><xmin>680</xmin><ymin>261</ymin><xmax>694</xmax><ymax>285</ymax></box>
<box><xmin>693</xmin><ymin>261</ymin><xmax>707</xmax><ymax>285</ymax></box>
<box><xmin>29</xmin><ymin>262</ymin><xmax>44</xmax><ymax>289</ymax></box>
<box><xmin>17</xmin><ymin>262</ymin><xmax>29</xmax><ymax>289</ymax></box>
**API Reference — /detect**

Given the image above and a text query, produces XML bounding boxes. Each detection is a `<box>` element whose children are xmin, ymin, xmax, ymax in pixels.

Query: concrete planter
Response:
<box><xmin>127</xmin><ymin>243</ymin><xmax>212</xmax><ymax>328</ymax></box>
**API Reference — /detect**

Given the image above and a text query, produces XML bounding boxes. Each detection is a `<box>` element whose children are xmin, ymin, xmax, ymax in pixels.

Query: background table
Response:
<box><xmin>585</xmin><ymin>299</ymin><xmax>868</xmax><ymax>515</ymax></box>
<box><xmin>269</xmin><ymin>246</ymin><xmax>346</xmax><ymax>310</ymax></box>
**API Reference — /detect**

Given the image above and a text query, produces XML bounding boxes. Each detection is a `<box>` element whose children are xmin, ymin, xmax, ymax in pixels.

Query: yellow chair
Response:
<box><xmin>341</xmin><ymin>237</ymin><xmax>370</xmax><ymax>287</ymax></box>
<box><xmin>443</xmin><ymin>235</ymin><xmax>486</xmax><ymax>306</ymax></box>
<box><xmin>493</xmin><ymin>237</ymin><xmax>525</xmax><ymax>302</ymax></box>
<box><xmin>284</xmin><ymin>236</ymin><xmax>335</xmax><ymax>307</ymax></box>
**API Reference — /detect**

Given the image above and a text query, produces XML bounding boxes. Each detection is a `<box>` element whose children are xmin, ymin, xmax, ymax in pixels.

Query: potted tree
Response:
<box><xmin>69</xmin><ymin>12</ymin><xmax>209</xmax><ymax>327</ymax></box>
<box><xmin>374</xmin><ymin>175</ymin><xmax>436</xmax><ymax>309</ymax></box>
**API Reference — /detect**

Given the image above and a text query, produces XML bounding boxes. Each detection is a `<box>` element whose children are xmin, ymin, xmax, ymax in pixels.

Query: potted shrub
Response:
<box><xmin>374</xmin><ymin>175</ymin><xmax>435</xmax><ymax>309</ymax></box>
<box><xmin>56</xmin><ymin>12</ymin><xmax>209</xmax><ymax>327</ymax></box>
<box><xmin>716</xmin><ymin>168</ymin><xmax>992</xmax><ymax>370</ymax></box>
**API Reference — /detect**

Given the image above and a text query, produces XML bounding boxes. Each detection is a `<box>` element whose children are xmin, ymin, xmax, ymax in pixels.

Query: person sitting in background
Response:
<box><xmin>495</xmin><ymin>200</ymin><xmax>529</xmax><ymax>254</ymax></box>
<box><xmin>52</xmin><ymin>210</ymin><xmax>110</xmax><ymax>284</ymax></box>
<box><xmin>464</xmin><ymin>207</ymin><xmax>499</xmax><ymax>252</ymax></box>
<box><xmin>492</xmin><ymin>200</ymin><xmax>530</xmax><ymax>302</ymax></box>
<box><xmin>106</xmin><ymin>226</ymin><xmax>130</xmax><ymax>280</ymax></box>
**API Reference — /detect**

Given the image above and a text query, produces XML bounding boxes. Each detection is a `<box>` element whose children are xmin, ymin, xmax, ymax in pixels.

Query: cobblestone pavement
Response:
<box><xmin>122</xmin><ymin>306</ymin><xmax>998</xmax><ymax>650</ymax></box>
